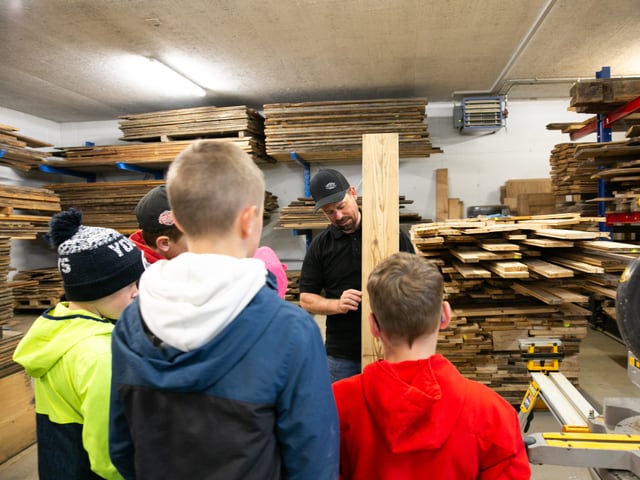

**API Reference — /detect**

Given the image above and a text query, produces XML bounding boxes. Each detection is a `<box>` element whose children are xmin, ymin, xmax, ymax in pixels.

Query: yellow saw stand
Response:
<box><xmin>518</xmin><ymin>338</ymin><xmax>640</xmax><ymax>479</ymax></box>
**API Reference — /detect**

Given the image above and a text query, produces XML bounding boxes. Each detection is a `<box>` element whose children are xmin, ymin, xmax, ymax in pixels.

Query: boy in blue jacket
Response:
<box><xmin>109</xmin><ymin>140</ymin><xmax>339</xmax><ymax>479</ymax></box>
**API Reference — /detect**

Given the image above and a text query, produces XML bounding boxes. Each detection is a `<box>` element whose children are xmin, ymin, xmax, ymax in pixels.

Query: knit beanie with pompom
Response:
<box><xmin>50</xmin><ymin>208</ymin><xmax>145</xmax><ymax>302</ymax></box>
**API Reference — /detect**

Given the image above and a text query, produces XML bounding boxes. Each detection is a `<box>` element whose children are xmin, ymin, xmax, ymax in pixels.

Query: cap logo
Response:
<box><xmin>158</xmin><ymin>210</ymin><xmax>175</xmax><ymax>226</ymax></box>
<box><xmin>325</xmin><ymin>181</ymin><xmax>337</xmax><ymax>191</ymax></box>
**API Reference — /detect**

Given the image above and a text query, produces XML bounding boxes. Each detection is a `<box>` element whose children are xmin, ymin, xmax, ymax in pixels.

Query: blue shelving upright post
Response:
<box><xmin>290</xmin><ymin>152</ymin><xmax>312</xmax><ymax>249</ymax></box>
<box><xmin>595</xmin><ymin>67</ymin><xmax>613</xmax><ymax>233</ymax></box>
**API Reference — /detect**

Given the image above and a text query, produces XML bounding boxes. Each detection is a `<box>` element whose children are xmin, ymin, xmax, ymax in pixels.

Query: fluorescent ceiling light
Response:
<box><xmin>138</xmin><ymin>57</ymin><xmax>206</xmax><ymax>97</ymax></box>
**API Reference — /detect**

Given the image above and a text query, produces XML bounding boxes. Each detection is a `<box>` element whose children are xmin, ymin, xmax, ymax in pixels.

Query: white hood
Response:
<box><xmin>138</xmin><ymin>252</ymin><xmax>267</xmax><ymax>352</ymax></box>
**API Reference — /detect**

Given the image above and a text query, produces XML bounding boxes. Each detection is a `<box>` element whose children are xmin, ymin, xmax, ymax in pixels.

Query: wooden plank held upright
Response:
<box><xmin>361</xmin><ymin>133</ymin><xmax>400</xmax><ymax>369</ymax></box>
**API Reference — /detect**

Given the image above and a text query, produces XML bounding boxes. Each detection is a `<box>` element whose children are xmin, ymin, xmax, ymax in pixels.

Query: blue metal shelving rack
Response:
<box><xmin>569</xmin><ymin>67</ymin><xmax>640</xmax><ymax>233</ymax></box>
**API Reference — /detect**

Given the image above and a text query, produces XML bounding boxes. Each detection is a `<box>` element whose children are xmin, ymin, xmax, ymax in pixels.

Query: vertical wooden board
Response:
<box><xmin>448</xmin><ymin>197</ymin><xmax>463</xmax><ymax>219</ymax></box>
<box><xmin>362</xmin><ymin>133</ymin><xmax>399</xmax><ymax>368</ymax></box>
<box><xmin>0</xmin><ymin>371</ymin><xmax>36</xmax><ymax>464</ymax></box>
<box><xmin>436</xmin><ymin>168</ymin><xmax>448</xmax><ymax>221</ymax></box>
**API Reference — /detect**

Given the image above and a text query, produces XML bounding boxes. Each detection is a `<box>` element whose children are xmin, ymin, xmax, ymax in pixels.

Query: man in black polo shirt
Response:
<box><xmin>299</xmin><ymin>168</ymin><xmax>415</xmax><ymax>382</ymax></box>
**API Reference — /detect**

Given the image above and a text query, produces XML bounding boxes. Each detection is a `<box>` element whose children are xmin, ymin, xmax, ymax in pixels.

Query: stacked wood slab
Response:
<box><xmin>263</xmin><ymin>98</ymin><xmax>442</xmax><ymax>161</ymax></box>
<box><xmin>11</xmin><ymin>268</ymin><xmax>64</xmax><ymax>311</ymax></box>
<box><xmin>0</xmin><ymin>184</ymin><xmax>61</xmax><ymax>239</ymax></box>
<box><xmin>278</xmin><ymin>196</ymin><xmax>421</xmax><ymax>230</ymax></box>
<box><xmin>577</xmin><ymin>139</ymin><xmax>640</xmax><ymax>210</ymax></box>
<box><xmin>548</xmin><ymin>142</ymin><xmax>600</xmax><ymax>216</ymax></box>
<box><xmin>45</xmin><ymin>180</ymin><xmax>279</xmax><ymax>234</ymax></box>
<box><xmin>0</xmin><ymin>350</ymin><xmax>35</xmax><ymax>463</ymax></box>
<box><xmin>117</xmin><ymin>106</ymin><xmax>273</xmax><ymax>164</ymax></box>
<box><xmin>0</xmin><ymin>123</ymin><xmax>52</xmax><ymax>171</ymax></box>
<box><xmin>0</xmin><ymin>237</ymin><xmax>12</xmax><ymax>325</ymax></box>
<box><xmin>500</xmin><ymin>178</ymin><xmax>553</xmax><ymax>216</ymax></box>
<box><xmin>48</xmin><ymin>136</ymin><xmax>274</xmax><ymax>171</ymax></box>
<box><xmin>570</xmin><ymin>77</ymin><xmax>640</xmax><ymax>115</ymax></box>
<box><xmin>284</xmin><ymin>269</ymin><xmax>300</xmax><ymax>304</ymax></box>
<box><xmin>409</xmin><ymin>213</ymin><xmax>637</xmax><ymax>404</ymax></box>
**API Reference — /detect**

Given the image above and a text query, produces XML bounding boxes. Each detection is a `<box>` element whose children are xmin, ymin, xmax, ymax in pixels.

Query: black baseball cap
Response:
<box><xmin>134</xmin><ymin>185</ymin><xmax>176</xmax><ymax>233</ymax></box>
<box><xmin>310</xmin><ymin>169</ymin><xmax>350</xmax><ymax>212</ymax></box>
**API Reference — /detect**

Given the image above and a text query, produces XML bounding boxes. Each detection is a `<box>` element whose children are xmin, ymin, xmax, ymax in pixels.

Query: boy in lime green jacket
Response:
<box><xmin>13</xmin><ymin>209</ymin><xmax>144</xmax><ymax>480</ymax></box>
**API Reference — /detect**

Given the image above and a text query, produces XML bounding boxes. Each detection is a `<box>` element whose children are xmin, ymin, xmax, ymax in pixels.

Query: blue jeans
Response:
<box><xmin>327</xmin><ymin>355</ymin><xmax>361</xmax><ymax>383</ymax></box>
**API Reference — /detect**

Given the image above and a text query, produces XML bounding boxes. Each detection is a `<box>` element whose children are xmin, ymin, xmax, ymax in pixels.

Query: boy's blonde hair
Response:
<box><xmin>367</xmin><ymin>252</ymin><xmax>443</xmax><ymax>347</ymax></box>
<box><xmin>167</xmin><ymin>140</ymin><xmax>265</xmax><ymax>238</ymax></box>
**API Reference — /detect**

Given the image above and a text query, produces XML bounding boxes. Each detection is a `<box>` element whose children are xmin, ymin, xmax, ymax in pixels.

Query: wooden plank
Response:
<box><xmin>577</xmin><ymin>240</ymin><xmax>640</xmax><ymax>253</ymax></box>
<box><xmin>436</xmin><ymin>168</ymin><xmax>448</xmax><ymax>222</ymax></box>
<box><xmin>480</xmin><ymin>241</ymin><xmax>520</xmax><ymax>252</ymax></box>
<box><xmin>362</xmin><ymin>133</ymin><xmax>399</xmax><ymax>368</ymax></box>
<box><xmin>486</xmin><ymin>261</ymin><xmax>529</xmax><ymax>279</ymax></box>
<box><xmin>532</xmin><ymin>228</ymin><xmax>598</xmax><ymax>240</ymax></box>
<box><xmin>520</xmin><ymin>238</ymin><xmax>574</xmax><ymax>248</ymax></box>
<box><xmin>453</xmin><ymin>261</ymin><xmax>491</xmax><ymax>279</ymax></box>
<box><xmin>547</xmin><ymin>256</ymin><xmax>605</xmax><ymax>274</ymax></box>
<box><xmin>493</xmin><ymin>329</ymin><xmax>529</xmax><ymax>351</ymax></box>
<box><xmin>0</xmin><ymin>371</ymin><xmax>36</xmax><ymax>464</ymax></box>
<box><xmin>448</xmin><ymin>197</ymin><xmax>463</xmax><ymax>219</ymax></box>
<box><xmin>511</xmin><ymin>282</ymin><xmax>565</xmax><ymax>305</ymax></box>
<box><xmin>522</xmin><ymin>259</ymin><xmax>574</xmax><ymax>278</ymax></box>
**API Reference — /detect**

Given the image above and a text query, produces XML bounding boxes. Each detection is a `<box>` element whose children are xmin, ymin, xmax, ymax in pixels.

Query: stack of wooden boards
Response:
<box><xmin>549</xmin><ymin>141</ymin><xmax>600</xmax><ymax>216</ymax></box>
<box><xmin>0</xmin><ymin>185</ymin><xmax>61</xmax><ymax>323</ymax></box>
<box><xmin>500</xmin><ymin>178</ymin><xmax>554</xmax><ymax>216</ymax></box>
<box><xmin>0</xmin><ymin>184</ymin><xmax>61</xmax><ymax>239</ymax></box>
<box><xmin>549</xmin><ymin>128</ymin><xmax>640</xmax><ymax>236</ymax></box>
<box><xmin>546</xmin><ymin>77</ymin><xmax>640</xmax><ymax>134</ymax></box>
<box><xmin>48</xmin><ymin>105</ymin><xmax>274</xmax><ymax>172</ymax></box>
<box><xmin>577</xmin><ymin>131</ymin><xmax>640</xmax><ymax>214</ymax></box>
<box><xmin>0</xmin><ymin>123</ymin><xmax>53</xmax><ymax>171</ymax></box>
<box><xmin>263</xmin><ymin>98</ymin><xmax>442</xmax><ymax>162</ymax></box>
<box><xmin>409</xmin><ymin>213</ymin><xmax>638</xmax><ymax>404</ymax></box>
<box><xmin>45</xmin><ymin>180</ymin><xmax>279</xmax><ymax>233</ymax></box>
<box><xmin>0</xmin><ymin>329</ymin><xmax>35</xmax><ymax>464</ymax></box>
<box><xmin>11</xmin><ymin>268</ymin><xmax>64</xmax><ymax>311</ymax></box>
<box><xmin>0</xmin><ymin>237</ymin><xmax>12</xmax><ymax>325</ymax></box>
<box><xmin>277</xmin><ymin>196</ymin><xmax>422</xmax><ymax>230</ymax></box>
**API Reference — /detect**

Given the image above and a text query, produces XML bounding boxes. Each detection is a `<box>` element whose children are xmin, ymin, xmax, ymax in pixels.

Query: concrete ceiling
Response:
<box><xmin>1</xmin><ymin>0</ymin><xmax>638</xmax><ymax>123</ymax></box>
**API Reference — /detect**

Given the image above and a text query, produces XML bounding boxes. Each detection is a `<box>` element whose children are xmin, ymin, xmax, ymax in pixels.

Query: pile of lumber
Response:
<box><xmin>277</xmin><ymin>196</ymin><xmax>421</xmax><ymax>230</ymax></box>
<box><xmin>409</xmin><ymin>213</ymin><xmax>637</xmax><ymax>404</ymax></box>
<box><xmin>0</xmin><ymin>334</ymin><xmax>36</xmax><ymax>463</ymax></box>
<box><xmin>500</xmin><ymin>178</ymin><xmax>554</xmax><ymax>216</ymax></box>
<box><xmin>284</xmin><ymin>269</ymin><xmax>300</xmax><ymax>304</ymax></box>
<box><xmin>48</xmin><ymin>136</ymin><xmax>274</xmax><ymax>170</ymax></box>
<box><xmin>0</xmin><ymin>329</ymin><xmax>25</xmax><ymax>378</ymax></box>
<box><xmin>0</xmin><ymin>185</ymin><xmax>60</xmax><ymax>239</ymax></box>
<box><xmin>263</xmin><ymin>98</ymin><xmax>442</xmax><ymax>162</ymax></box>
<box><xmin>0</xmin><ymin>237</ymin><xmax>12</xmax><ymax>325</ymax></box>
<box><xmin>548</xmin><ymin>142</ymin><xmax>600</xmax><ymax>216</ymax></box>
<box><xmin>116</xmin><ymin>106</ymin><xmax>272</xmax><ymax>164</ymax></box>
<box><xmin>576</xmin><ymin>136</ymin><xmax>640</xmax><ymax>214</ymax></box>
<box><xmin>119</xmin><ymin>105</ymin><xmax>266</xmax><ymax>140</ymax></box>
<box><xmin>11</xmin><ymin>268</ymin><xmax>64</xmax><ymax>311</ymax></box>
<box><xmin>0</xmin><ymin>123</ymin><xmax>53</xmax><ymax>171</ymax></box>
<box><xmin>547</xmin><ymin>77</ymin><xmax>640</xmax><ymax>134</ymax></box>
<box><xmin>570</xmin><ymin>77</ymin><xmax>640</xmax><ymax>114</ymax></box>
<box><xmin>45</xmin><ymin>180</ymin><xmax>279</xmax><ymax>233</ymax></box>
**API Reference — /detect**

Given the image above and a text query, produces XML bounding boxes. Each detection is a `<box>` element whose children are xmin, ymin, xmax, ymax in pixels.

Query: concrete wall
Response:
<box><xmin>0</xmin><ymin>100</ymin><xmax>611</xmax><ymax>271</ymax></box>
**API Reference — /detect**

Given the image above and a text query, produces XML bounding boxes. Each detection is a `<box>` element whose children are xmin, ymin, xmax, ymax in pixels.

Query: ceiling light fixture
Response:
<box><xmin>142</xmin><ymin>58</ymin><xmax>207</xmax><ymax>97</ymax></box>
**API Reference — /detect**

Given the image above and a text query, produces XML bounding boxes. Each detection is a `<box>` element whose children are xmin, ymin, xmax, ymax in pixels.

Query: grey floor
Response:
<box><xmin>1</xmin><ymin>324</ymin><xmax>637</xmax><ymax>479</ymax></box>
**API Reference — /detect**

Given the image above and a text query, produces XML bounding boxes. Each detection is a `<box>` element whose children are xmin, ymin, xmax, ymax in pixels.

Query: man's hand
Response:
<box><xmin>337</xmin><ymin>289</ymin><xmax>362</xmax><ymax>314</ymax></box>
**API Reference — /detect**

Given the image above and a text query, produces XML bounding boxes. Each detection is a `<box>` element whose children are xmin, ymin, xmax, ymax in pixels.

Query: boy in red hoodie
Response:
<box><xmin>332</xmin><ymin>252</ymin><xmax>531</xmax><ymax>480</ymax></box>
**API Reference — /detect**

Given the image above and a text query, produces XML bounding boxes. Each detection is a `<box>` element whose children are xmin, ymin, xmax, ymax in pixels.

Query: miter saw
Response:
<box><xmin>521</xmin><ymin>258</ymin><xmax>640</xmax><ymax>480</ymax></box>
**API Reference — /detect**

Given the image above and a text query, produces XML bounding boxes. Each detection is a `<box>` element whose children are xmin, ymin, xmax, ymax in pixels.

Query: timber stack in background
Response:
<box><xmin>409</xmin><ymin>213</ymin><xmax>638</xmax><ymax>404</ymax></box>
<box><xmin>547</xmin><ymin>76</ymin><xmax>640</xmax><ymax>241</ymax></box>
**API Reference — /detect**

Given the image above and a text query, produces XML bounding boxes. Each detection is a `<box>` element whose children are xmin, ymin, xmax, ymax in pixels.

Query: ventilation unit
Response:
<box><xmin>453</xmin><ymin>96</ymin><xmax>506</xmax><ymax>133</ymax></box>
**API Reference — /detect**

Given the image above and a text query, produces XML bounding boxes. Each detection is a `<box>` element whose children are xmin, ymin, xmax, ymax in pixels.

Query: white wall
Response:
<box><xmin>0</xmin><ymin>100</ymin><xmax>608</xmax><ymax>271</ymax></box>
